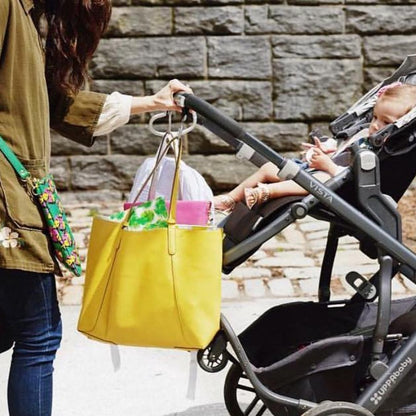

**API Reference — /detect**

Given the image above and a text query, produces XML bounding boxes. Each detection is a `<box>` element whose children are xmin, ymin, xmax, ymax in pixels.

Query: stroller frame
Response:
<box><xmin>175</xmin><ymin>58</ymin><xmax>416</xmax><ymax>416</ymax></box>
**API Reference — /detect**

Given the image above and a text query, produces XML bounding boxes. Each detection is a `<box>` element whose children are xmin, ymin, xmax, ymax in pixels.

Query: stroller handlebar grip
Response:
<box><xmin>175</xmin><ymin>93</ymin><xmax>246</xmax><ymax>141</ymax></box>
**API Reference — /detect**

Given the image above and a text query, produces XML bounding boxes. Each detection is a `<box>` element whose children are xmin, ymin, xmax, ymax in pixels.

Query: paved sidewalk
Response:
<box><xmin>59</xmin><ymin>202</ymin><xmax>416</xmax><ymax>305</ymax></box>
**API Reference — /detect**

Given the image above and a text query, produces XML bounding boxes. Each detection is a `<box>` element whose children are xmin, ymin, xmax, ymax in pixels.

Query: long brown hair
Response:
<box><xmin>35</xmin><ymin>0</ymin><xmax>112</xmax><ymax>94</ymax></box>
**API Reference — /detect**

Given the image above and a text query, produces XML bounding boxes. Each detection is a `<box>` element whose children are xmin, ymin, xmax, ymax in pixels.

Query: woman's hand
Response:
<box><xmin>130</xmin><ymin>79</ymin><xmax>193</xmax><ymax>115</ymax></box>
<box><xmin>152</xmin><ymin>79</ymin><xmax>193</xmax><ymax>112</ymax></box>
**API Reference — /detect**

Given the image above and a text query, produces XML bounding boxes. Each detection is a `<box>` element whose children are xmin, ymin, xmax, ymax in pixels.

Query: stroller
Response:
<box><xmin>175</xmin><ymin>54</ymin><xmax>416</xmax><ymax>416</ymax></box>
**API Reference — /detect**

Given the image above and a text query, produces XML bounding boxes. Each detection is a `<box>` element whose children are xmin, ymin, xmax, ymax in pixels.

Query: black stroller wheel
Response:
<box><xmin>224</xmin><ymin>363</ymin><xmax>275</xmax><ymax>416</ymax></box>
<box><xmin>301</xmin><ymin>401</ymin><xmax>374</xmax><ymax>416</ymax></box>
<box><xmin>196</xmin><ymin>346</ymin><xmax>228</xmax><ymax>373</ymax></box>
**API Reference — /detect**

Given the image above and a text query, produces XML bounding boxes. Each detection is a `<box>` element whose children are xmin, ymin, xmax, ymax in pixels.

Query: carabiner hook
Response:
<box><xmin>148</xmin><ymin>111</ymin><xmax>197</xmax><ymax>138</ymax></box>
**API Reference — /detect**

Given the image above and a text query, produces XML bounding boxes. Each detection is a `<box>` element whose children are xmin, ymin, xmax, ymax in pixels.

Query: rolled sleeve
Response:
<box><xmin>49</xmin><ymin>89</ymin><xmax>107</xmax><ymax>147</ymax></box>
<box><xmin>94</xmin><ymin>92</ymin><xmax>133</xmax><ymax>136</ymax></box>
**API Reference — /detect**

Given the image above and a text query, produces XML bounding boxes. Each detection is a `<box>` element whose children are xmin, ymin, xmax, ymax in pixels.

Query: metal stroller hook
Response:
<box><xmin>148</xmin><ymin>111</ymin><xmax>197</xmax><ymax>138</ymax></box>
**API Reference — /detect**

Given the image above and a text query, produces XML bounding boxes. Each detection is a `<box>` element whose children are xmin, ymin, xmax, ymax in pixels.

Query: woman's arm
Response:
<box><xmin>50</xmin><ymin>79</ymin><xmax>193</xmax><ymax>144</ymax></box>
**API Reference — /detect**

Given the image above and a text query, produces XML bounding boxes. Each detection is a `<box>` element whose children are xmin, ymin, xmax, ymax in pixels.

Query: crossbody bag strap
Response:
<box><xmin>0</xmin><ymin>135</ymin><xmax>31</xmax><ymax>180</ymax></box>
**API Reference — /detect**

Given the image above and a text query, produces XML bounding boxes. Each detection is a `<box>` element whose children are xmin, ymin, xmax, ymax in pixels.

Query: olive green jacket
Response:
<box><xmin>0</xmin><ymin>0</ymin><xmax>107</xmax><ymax>274</ymax></box>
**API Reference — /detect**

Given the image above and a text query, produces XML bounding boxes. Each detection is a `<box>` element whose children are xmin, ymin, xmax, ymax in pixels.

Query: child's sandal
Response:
<box><xmin>213</xmin><ymin>194</ymin><xmax>236</xmax><ymax>214</ymax></box>
<box><xmin>244</xmin><ymin>183</ymin><xmax>270</xmax><ymax>210</ymax></box>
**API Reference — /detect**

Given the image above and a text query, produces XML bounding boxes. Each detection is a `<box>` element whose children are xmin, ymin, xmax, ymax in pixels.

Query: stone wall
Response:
<box><xmin>51</xmin><ymin>0</ymin><xmax>416</xmax><ymax>203</ymax></box>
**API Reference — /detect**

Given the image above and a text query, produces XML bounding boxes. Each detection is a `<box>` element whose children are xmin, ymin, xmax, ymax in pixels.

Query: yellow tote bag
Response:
<box><xmin>77</xmin><ymin>134</ymin><xmax>222</xmax><ymax>349</ymax></box>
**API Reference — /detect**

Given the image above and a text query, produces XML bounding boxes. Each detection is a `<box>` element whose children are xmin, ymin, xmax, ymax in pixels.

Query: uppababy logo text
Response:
<box><xmin>309</xmin><ymin>181</ymin><xmax>333</xmax><ymax>203</ymax></box>
<box><xmin>369</xmin><ymin>357</ymin><xmax>412</xmax><ymax>406</ymax></box>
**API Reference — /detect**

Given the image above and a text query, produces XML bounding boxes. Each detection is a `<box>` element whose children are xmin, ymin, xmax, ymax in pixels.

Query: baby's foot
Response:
<box><xmin>244</xmin><ymin>183</ymin><xmax>270</xmax><ymax>209</ymax></box>
<box><xmin>213</xmin><ymin>194</ymin><xmax>236</xmax><ymax>214</ymax></box>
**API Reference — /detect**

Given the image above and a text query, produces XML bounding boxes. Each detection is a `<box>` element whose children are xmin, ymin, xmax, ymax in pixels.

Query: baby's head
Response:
<box><xmin>369</xmin><ymin>83</ymin><xmax>416</xmax><ymax>135</ymax></box>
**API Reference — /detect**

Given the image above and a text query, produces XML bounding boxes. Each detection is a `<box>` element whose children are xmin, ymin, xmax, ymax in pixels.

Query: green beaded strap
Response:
<box><xmin>0</xmin><ymin>135</ymin><xmax>31</xmax><ymax>180</ymax></box>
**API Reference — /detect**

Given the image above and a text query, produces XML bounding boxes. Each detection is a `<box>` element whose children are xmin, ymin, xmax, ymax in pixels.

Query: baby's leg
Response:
<box><xmin>228</xmin><ymin>162</ymin><xmax>280</xmax><ymax>201</ymax></box>
<box><xmin>214</xmin><ymin>162</ymin><xmax>281</xmax><ymax>211</ymax></box>
<box><xmin>267</xmin><ymin>171</ymin><xmax>331</xmax><ymax>198</ymax></box>
<box><xmin>244</xmin><ymin>170</ymin><xmax>331</xmax><ymax>209</ymax></box>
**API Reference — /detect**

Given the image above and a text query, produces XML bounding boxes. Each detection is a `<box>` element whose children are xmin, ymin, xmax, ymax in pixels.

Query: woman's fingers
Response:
<box><xmin>168</xmin><ymin>79</ymin><xmax>193</xmax><ymax>94</ymax></box>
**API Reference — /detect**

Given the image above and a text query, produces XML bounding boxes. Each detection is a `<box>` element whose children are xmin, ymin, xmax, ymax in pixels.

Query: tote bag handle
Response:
<box><xmin>123</xmin><ymin>131</ymin><xmax>183</xmax><ymax>228</ymax></box>
<box><xmin>148</xmin><ymin>133</ymin><xmax>180</xmax><ymax>201</ymax></box>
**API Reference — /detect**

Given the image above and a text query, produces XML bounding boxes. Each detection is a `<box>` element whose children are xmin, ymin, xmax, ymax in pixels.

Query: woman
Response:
<box><xmin>0</xmin><ymin>1</ymin><xmax>192</xmax><ymax>415</ymax></box>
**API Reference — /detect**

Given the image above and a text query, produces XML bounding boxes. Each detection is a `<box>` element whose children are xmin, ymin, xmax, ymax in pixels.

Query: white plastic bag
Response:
<box><xmin>128</xmin><ymin>156</ymin><xmax>213</xmax><ymax>204</ymax></box>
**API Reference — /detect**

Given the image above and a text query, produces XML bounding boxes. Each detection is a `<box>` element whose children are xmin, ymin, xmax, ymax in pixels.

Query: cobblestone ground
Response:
<box><xmin>59</xmin><ymin>202</ymin><xmax>416</xmax><ymax>305</ymax></box>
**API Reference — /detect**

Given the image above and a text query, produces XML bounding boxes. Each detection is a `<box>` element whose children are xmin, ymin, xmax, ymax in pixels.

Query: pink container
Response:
<box><xmin>123</xmin><ymin>200</ymin><xmax>211</xmax><ymax>226</ymax></box>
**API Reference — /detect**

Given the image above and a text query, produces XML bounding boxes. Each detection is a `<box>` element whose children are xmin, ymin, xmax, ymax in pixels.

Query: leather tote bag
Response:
<box><xmin>77</xmin><ymin>135</ymin><xmax>223</xmax><ymax>349</ymax></box>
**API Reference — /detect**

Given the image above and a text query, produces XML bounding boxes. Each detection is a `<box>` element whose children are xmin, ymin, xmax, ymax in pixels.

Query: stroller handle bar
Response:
<box><xmin>176</xmin><ymin>92</ymin><xmax>416</xmax><ymax>273</ymax></box>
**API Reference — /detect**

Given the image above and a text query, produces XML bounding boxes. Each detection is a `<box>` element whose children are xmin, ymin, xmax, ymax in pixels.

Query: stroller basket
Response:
<box><xmin>238</xmin><ymin>298</ymin><xmax>416</xmax><ymax>416</ymax></box>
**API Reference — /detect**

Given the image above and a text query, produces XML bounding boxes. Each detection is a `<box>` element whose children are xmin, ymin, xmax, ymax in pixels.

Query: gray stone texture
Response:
<box><xmin>174</xmin><ymin>6</ymin><xmax>244</xmax><ymax>35</ymax></box>
<box><xmin>346</xmin><ymin>6</ymin><xmax>416</xmax><ymax>35</ymax></box>
<box><xmin>273</xmin><ymin>59</ymin><xmax>363</xmax><ymax>120</ymax></box>
<box><xmin>49</xmin><ymin>2</ymin><xmax>416</xmax><ymax>196</ymax></box>
<box><xmin>106</xmin><ymin>7</ymin><xmax>172</xmax><ymax>36</ymax></box>
<box><xmin>245</xmin><ymin>6</ymin><xmax>344</xmax><ymax>34</ymax></box>
<box><xmin>208</xmin><ymin>36</ymin><xmax>272</xmax><ymax>79</ymax></box>
<box><xmin>91</xmin><ymin>37</ymin><xmax>206</xmax><ymax>79</ymax></box>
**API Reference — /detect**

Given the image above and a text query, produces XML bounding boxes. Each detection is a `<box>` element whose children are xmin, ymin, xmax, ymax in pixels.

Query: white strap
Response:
<box><xmin>186</xmin><ymin>351</ymin><xmax>198</xmax><ymax>400</ymax></box>
<box><xmin>110</xmin><ymin>345</ymin><xmax>121</xmax><ymax>372</ymax></box>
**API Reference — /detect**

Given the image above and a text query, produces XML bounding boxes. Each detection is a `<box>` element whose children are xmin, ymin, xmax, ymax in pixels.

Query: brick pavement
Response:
<box><xmin>59</xmin><ymin>202</ymin><xmax>416</xmax><ymax>305</ymax></box>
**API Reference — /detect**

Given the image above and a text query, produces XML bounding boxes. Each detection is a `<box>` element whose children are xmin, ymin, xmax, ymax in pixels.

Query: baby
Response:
<box><xmin>214</xmin><ymin>83</ymin><xmax>416</xmax><ymax>212</ymax></box>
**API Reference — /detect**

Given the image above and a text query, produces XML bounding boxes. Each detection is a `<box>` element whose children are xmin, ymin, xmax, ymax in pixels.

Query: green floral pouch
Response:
<box><xmin>109</xmin><ymin>197</ymin><xmax>168</xmax><ymax>230</ymax></box>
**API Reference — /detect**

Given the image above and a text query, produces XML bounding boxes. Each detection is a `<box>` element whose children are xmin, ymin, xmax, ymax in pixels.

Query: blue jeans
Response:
<box><xmin>0</xmin><ymin>269</ymin><xmax>62</xmax><ymax>416</ymax></box>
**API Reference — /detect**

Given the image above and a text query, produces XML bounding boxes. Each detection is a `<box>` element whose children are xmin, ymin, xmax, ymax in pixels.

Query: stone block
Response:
<box><xmin>244</xmin><ymin>279</ymin><xmax>268</xmax><ymax>297</ymax></box>
<box><xmin>363</xmin><ymin>36</ymin><xmax>416</xmax><ymax>66</ymax></box>
<box><xmin>392</xmin><ymin>277</ymin><xmax>407</xmax><ymax>295</ymax></box>
<box><xmin>298</xmin><ymin>277</ymin><xmax>320</xmax><ymax>296</ymax></box>
<box><xmin>281</xmin><ymin>227</ymin><xmax>306</xmax><ymax>245</ymax></box>
<box><xmin>110</xmin><ymin>124</ymin><xmax>164</xmax><ymax>155</ymax></box>
<box><xmin>242</xmin><ymin>122</ymin><xmax>308</xmax><ymax>152</ymax></box>
<box><xmin>51</xmin><ymin>131</ymin><xmax>108</xmax><ymax>156</ymax></box>
<box><xmin>106</xmin><ymin>7</ymin><xmax>172</xmax><ymax>36</ymax></box>
<box><xmin>91</xmin><ymin>37</ymin><xmax>206</xmax><ymax>79</ymax></box>
<box><xmin>70</xmin><ymin>155</ymin><xmax>146</xmax><ymax>191</ymax></box>
<box><xmin>268</xmin><ymin>278</ymin><xmax>295</xmax><ymax>297</ymax></box>
<box><xmin>221</xmin><ymin>280</ymin><xmax>240</xmax><ymax>300</ymax></box>
<box><xmin>325</xmin><ymin>249</ymin><xmax>375</xmax><ymax>266</ymax></box>
<box><xmin>60</xmin><ymin>190</ymin><xmax>125</xmax><ymax>205</ymax></box>
<box><xmin>261</xmin><ymin>238</ymin><xmax>284</xmax><ymax>250</ymax></box>
<box><xmin>283</xmin><ymin>267</ymin><xmax>321</xmax><ymax>280</ymax></box>
<box><xmin>245</xmin><ymin>5</ymin><xmax>343</xmax><ymax>34</ymax></box>
<box><xmin>272</xmin><ymin>35</ymin><xmax>361</xmax><ymax>59</ymax></box>
<box><xmin>73</xmin><ymin>232</ymin><xmax>87</xmax><ymax>249</ymax></box>
<box><xmin>174</xmin><ymin>6</ymin><xmax>244</xmax><ymax>35</ymax></box>
<box><xmin>112</xmin><ymin>0</ymin><xmax>131</xmax><ymax>5</ymax></box>
<box><xmin>298</xmin><ymin>220</ymin><xmax>329</xmax><ymax>233</ymax></box>
<box><xmin>347</xmin><ymin>0</ymin><xmax>416</xmax><ymax>2</ymax></box>
<box><xmin>364</xmin><ymin>67</ymin><xmax>395</xmax><ymax>91</ymax></box>
<box><xmin>50</xmin><ymin>157</ymin><xmax>71</xmax><ymax>191</ymax></box>
<box><xmin>289</xmin><ymin>0</ymin><xmax>343</xmax><ymax>3</ymax></box>
<box><xmin>346</xmin><ymin>6</ymin><xmax>416</xmax><ymax>35</ymax></box>
<box><xmin>188</xmin><ymin>125</ymin><xmax>236</xmax><ymax>155</ymax></box>
<box><xmin>61</xmin><ymin>285</ymin><xmax>84</xmax><ymax>306</ymax></box>
<box><xmin>208</xmin><ymin>36</ymin><xmax>271</xmax><ymax>79</ymax></box>
<box><xmin>273</xmin><ymin>59</ymin><xmax>363</xmax><ymax>120</ymax></box>
<box><xmin>91</xmin><ymin>79</ymin><xmax>145</xmax><ymax>96</ymax></box>
<box><xmin>134</xmin><ymin>0</ymin><xmax>243</xmax><ymax>4</ymax></box>
<box><xmin>228</xmin><ymin>267</ymin><xmax>272</xmax><ymax>279</ymax></box>
<box><xmin>255</xmin><ymin>253</ymin><xmax>315</xmax><ymax>268</ymax></box>
<box><xmin>182</xmin><ymin>154</ymin><xmax>258</xmax><ymax>191</ymax></box>
<box><xmin>162</xmin><ymin>80</ymin><xmax>273</xmax><ymax>122</ymax></box>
